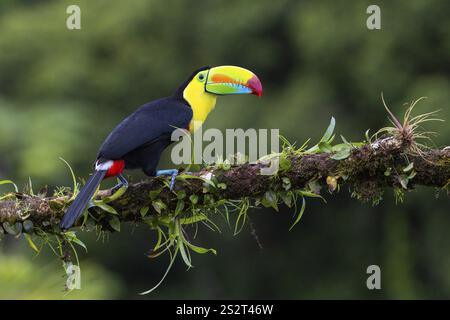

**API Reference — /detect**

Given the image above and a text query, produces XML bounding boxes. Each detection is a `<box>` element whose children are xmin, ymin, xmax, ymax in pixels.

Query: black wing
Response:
<box><xmin>97</xmin><ymin>97</ymin><xmax>192</xmax><ymax>160</ymax></box>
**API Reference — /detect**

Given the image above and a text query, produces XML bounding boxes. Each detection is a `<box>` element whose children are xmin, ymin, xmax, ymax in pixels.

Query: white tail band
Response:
<box><xmin>95</xmin><ymin>160</ymin><xmax>113</xmax><ymax>171</ymax></box>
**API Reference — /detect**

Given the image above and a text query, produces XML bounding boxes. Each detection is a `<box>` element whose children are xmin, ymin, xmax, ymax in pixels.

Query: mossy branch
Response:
<box><xmin>0</xmin><ymin>136</ymin><xmax>448</xmax><ymax>230</ymax></box>
<box><xmin>1</xmin><ymin>99</ymin><xmax>449</xmax><ymax>293</ymax></box>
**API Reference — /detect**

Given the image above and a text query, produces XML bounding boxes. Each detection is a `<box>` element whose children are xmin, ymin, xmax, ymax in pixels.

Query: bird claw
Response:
<box><xmin>156</xmin><ymin>169</ymin><xmax>179</xmax><ymax>191</ymax></box>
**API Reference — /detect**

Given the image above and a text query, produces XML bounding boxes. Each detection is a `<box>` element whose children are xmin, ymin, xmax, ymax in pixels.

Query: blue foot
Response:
<box><xmin>156</xmin><ymin>169</ymin><xmax>179</xmax><ymax>190</ymax></box>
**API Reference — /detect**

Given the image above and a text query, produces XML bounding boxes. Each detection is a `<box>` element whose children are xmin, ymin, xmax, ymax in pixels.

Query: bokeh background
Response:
<box><xmin>0</xmin><ymin>0</ymin><xmax>449</xmax><ymax>299</ymax></box>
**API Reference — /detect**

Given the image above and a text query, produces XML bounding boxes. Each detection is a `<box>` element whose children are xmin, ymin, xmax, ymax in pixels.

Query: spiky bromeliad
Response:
<box><xmin>60</xmin><ymin>66</ymin><xmax>263</xmax><ymax>229</ymax></box>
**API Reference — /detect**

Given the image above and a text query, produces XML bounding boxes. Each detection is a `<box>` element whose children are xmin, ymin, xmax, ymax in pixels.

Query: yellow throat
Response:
<box><xmin>183</xmin><ymin>78</ymin><xmax>217</xmax><ymax>132</ymax></box>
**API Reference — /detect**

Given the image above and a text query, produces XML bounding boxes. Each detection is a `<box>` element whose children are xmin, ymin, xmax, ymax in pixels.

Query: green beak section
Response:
<box><xmin>205</xmin><ymin>65</ymin><xmax>263</xmax><ymax>96</ymax></box>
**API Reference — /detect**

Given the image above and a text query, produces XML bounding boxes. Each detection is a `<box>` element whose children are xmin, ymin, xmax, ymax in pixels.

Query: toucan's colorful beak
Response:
<box><xmin>205</xmin><ymin>66</ymin><xmax>263</xmax><ymax>97</ymax></box>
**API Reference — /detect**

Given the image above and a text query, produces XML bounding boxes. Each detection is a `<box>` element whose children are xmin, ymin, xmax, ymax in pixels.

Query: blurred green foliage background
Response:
<box><xmin>0</xmin><ymin>0</ymin><xmax>449</xmax><ymax>299</ymax></box>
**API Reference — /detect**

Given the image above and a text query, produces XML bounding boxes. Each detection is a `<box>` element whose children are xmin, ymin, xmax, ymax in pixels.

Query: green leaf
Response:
<box><xmin>175</xmin><ymin>200</ymin><xmax>185</xmax><ymax>215</ymax></box>
<box><xmin>0</xmin><ymin>180</ymin><xmax>18</xmax><ymax>193</ymax></box>
<box><xmin>403</xmin><ymin>162</ymin><xmax>414</xmax><ymax>172</ymax></box>
<box><xmin>279</xmin><ymin>154</ymin><xmax>291</xmax><ymax>171</ymax></box>
<box><xmin>365</xmin><ymin>129</ymin><xmax>371</xmax><ymax>143</ymax></box>
<box><xmin>289</xmin><ymin>196</ymin><xmax>306</xmax><ymax>231</ymax></box>
<box><xmin>94</xmin><ymin>202</ymin><xmax>118</xmax><ymax>215</ymax></box>
<box><xmin>203</xmin><ymin>194</ymin><xmax>215</xmax><ymax>205</ymax></box>
<box><xmin>201</xmin><ymin>178</ymin><xmax>216</xmax><ymax>189</ymax></box>
<box><xmin>261</xmin><ymin>191</ymin><xmax>278</xmax><ymax>211</ymax></box>
<box><xmin>189</xmin><ymin>194</ymin><xmax>199</xmax><ymax>204</ymax></box>
<box><xmin>233</xmin><ymin>199</ymin><xmax>250</xmax><ymax>235</ymax></box>
<box><xmin>266</xmin><ymin>190</ymin><xmax>277</xmax><ymax>202</ymax></box>
<box><xmin>330</xmin><ymin>144</ymin><xmax>352</xmax><ymax>160</ymax></box>
<box><xmin>140</xmin><ymin>206</ymin><xmax>149</xmax><ymax>217</ymax></box>
<box><xmin>185</xmin><ymin>240</ymin><xmax>217</xmax><ymax>255</ymax></box>
<box><xmin>27</xmin><ymin>177</ymin><xmax>34</xmax><ymax>196</ymax></box>
<box><xmin>321</xmin><ymin>117</ymin><xmax>336</xmax><ymax>143</ymax></box>
<box><xmin>102</xmin><ymin>181</ymin><xmax>127</xmax><ymax>202</ymax></box>
<box><xmin>217</xmin><ymin>183</ymin><xmax>227</xmax><ymax>190</ymax></box>
<box><xmin>330</xmin><ymin>150</ymin><xmax>351</xmax><ymax>160</ymax></box>
<box><xmin>384</xmin><ymin>167</ymin><xmax>392</xmax><ymax>176</ymax></box>
<box><xmin>332</xmin><ymin>143</ymin><xmax>349</xmax><ymax>152</ymax></box>
<box><xmin>149</xmin><ymin>188</ymin><xmax>163</xmax><ymax>200</ymax></box>
<box><xmin>298</xmin><ymin>190</ymin><xmax>326</xmax><ymax>202</ymax></box>
<box><xmin>178</xmin><ymin>240</ymin><xmax>192</xmax><ymax>268</ymax></box>
<box><xmin>24</xmin><ymin>233</ymin><xmax>39</xmax><ymax>253</ymax></box>
<box><xmin>109</xmin><ymin>216</ymin><xmax>121</xmax><ymax>232</ymax></box>
<box><xmin>187</xmin><ymin>164</ymin><xmax>201</xmax><ymax>172</ymax></box>
<box><xmin>59</xmin><ymin>157</ymin><xmax>78</xmax><ymax>199</ymax></box>
<box><xmin>3</xmin><ymin>222</ymin><xmax>20</xmax><ymax>235</ymax></box>
<box><xmin>308</xmin><ymin>180</ymin><xmax>322</xmax><ymax>194</ymax></box>
<box><xmin>139</xmin><ymin>247</ymin><xmax>179</xmax><ymax>295</ymax></box>
<box><xmin>398</xmin><ymin>175</ymin><xmax>409</xmax><ymax>189</ymax></box>
<box><xmin>281</xmin><ymin>192</ymin><xmax>293</xmax><ymax>208</ymax></box>
<box><xmin>282</xmin><ymin>177</ymin><xmax>291</xmax><ymax>191</ymax></box>
<box><xmin>176</xmin><ymin>174</ymin><xmax>204</xmax><ymax>182</ymax></box>
<box><xmin>63</xmin><ymin>231</ymin><xmax>88</xmax><ymax>252</ymax></box>
<box><xmin>180</xmin><ymin>214</ymin><xmax>208</xmax><ymax>225</ymax></box>
<box><xmin>340</xmin><ymin>135</ymin><xmax>350</xmax><ymax>144</ymax></box>
<box><xmin>221</xmin><ymin>160</ymin><xmax>231</xmax><ymax>171</ymax></box>
<box><xmin>306</xmin><ymin>117</ymin><xmax>336</xmax><ymax>153</ymax></box>
<box><xmin>152</xmin><ymin>199</ymin><xmax>167</xmax><ymax>214</ymax></box>
<box><xmin>176</xmin><ymin>190</ymin><xmax>186</xmax><ymax>200</ymax></box>
<box><xmin>318</xmin><ymin>141</ymin><xmax>333</xmax><ymax>153</ymax></box>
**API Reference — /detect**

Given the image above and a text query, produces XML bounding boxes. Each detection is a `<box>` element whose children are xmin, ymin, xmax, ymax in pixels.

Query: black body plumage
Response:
<box><xmin>59</xmin><ymin>67</ymin><xmax>212</xmax><ymax>230</ymax></box>
<box><xmin>97</xmin><ymin>97</ymin><xmax>192</xmax><ymax>174</ymax></box>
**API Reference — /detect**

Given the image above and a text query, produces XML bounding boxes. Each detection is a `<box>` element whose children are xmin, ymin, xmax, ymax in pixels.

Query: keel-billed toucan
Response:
<box><xmin>60</xmin><ymin>65</ymin><xmax>263</xmax><ymax>229</ymax></box>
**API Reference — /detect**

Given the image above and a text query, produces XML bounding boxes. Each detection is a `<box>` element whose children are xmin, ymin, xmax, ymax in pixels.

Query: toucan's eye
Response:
<box><xmin>198</xmin><ymin>73</ymin><xmax>205</xmax><ymax>81</ymax></box>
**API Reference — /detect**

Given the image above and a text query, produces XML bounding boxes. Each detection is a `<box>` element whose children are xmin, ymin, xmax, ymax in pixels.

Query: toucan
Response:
<box><xmin>60</xmin><ymin>65</ymin><xmax>263</xmax><ymax>229</ymax></box>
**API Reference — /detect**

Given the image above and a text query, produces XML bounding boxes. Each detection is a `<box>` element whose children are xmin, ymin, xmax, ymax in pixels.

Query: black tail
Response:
<box><xmin>60</xmin><ymin>170</ymin><xmax>107</xmax><ymax>230</ymax></box>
